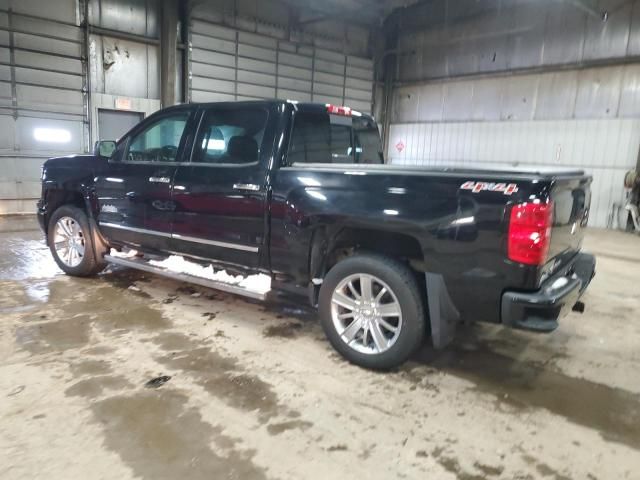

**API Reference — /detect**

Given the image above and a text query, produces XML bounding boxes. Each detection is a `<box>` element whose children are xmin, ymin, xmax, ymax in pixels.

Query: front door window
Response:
<box><xmin>126</xmin><ymin>113</ymin><xmax>190</xmax><ymax>163</ymax></box>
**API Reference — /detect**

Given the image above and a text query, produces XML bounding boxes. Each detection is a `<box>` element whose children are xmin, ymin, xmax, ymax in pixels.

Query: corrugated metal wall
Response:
<box><xmin>388</xmin><ymin>118</ymin><xmax>640</xmax><ymax>229</ymax></box>
<box><xmin>189</xmin><ymin>7</ymin><xmax>374</xmax><ymax>113</ymax></box>
<box><xmin>388</xmin><ymin>0</ymin><xmax>640</xmax><ymax>228</ymax></box>
<box><xmin>87</xmin><ymin>0</ymin><xmax>165</xmax><ymax>146</ymax></box>
<box><xmin>0</xmin><ymin>0</ymin><xmax>86</xmax><ymax>214</ymax></box>
<box><xmin>88</xmin><ymin>0</ymin><xmax>160</xmax><ymax>100</ymax></box>
<box><xmin>0</xmin><ymin>0</ymin><xmax>376</xmax><ymax>214</ymax></box>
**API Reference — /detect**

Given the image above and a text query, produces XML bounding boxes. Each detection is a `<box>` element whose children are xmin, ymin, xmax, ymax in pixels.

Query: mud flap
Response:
<box><xmin>89</xmin><ymin>217</ymin><xmax>109</xmax><ymax>264</ymax></box>
<box><xmin>425</xmin><ymin>273</ymin><xmax>461</xmax><ymax>349</ymax></box>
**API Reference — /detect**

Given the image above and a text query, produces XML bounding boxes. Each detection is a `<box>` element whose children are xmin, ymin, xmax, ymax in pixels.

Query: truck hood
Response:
<box><xmin>44</xmin><ymin>154</ymin><xmax>100</xmax><ymax>168</ymax></box>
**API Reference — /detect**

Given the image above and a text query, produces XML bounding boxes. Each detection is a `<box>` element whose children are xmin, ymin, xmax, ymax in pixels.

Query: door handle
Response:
<box><xmin>149</xmin><ymin>176</ymin><xmax>171</xmax><ymax>184</ymax></box>
<box><xmin>233</xmin><ymin>183</ymin><xmax>260</xmax><ymax>192</ymax></box>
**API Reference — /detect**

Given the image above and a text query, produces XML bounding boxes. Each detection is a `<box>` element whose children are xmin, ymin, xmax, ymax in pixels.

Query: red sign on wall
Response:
<box><xmin>395</xmin><ymin>141</ymin><xmax>405</xmax><ymax>153</ymax></box>
<box><xmin>115</xmin><ymin>97</ymin><xmax>132</xmax><ymax>110</ymax></box>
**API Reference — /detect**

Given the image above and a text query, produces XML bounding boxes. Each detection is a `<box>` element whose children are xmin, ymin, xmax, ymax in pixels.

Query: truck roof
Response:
<box><xmin>164</xmin><ymin>99</ymin><xmax>375</xmax><ymax>120</ymax></box>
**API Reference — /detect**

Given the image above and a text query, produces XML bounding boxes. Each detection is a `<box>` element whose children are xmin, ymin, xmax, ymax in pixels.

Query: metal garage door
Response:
<box><xmin>0</xmin><ymin>0</ymin><xmax>86</xmax><ymax>213</ymax></box>
<box><xmin>189</xmin><ymin>18</ymin><xmax>373</xmax><ymax>113</ymax></box>
<box><xmin>97</xmin><ymin>109</ymin><xmax>144</xmax><ymax>141</ymax></box>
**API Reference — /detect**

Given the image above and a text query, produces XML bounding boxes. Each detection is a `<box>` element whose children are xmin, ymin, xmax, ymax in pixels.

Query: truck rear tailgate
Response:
<box><xmin>546</xmin><ymin>174</ymin><xmax>592</xmax><ymax>273</ymax></box>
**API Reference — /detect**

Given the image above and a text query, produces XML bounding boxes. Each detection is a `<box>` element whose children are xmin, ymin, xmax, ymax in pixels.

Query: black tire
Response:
<box><xmin>47</xmin><ymin>205</ymin><xmax>107</xmax><ymax>277</ymax></box>
<box><xmin>318</xmin><ymin>253</ymin><xmax>426</xmax><ymax>370</ymax></box>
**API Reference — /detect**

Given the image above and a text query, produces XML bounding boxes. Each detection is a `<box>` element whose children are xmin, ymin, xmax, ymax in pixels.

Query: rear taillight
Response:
<box><xmin>508</xmin><ymin>201</ymin><xmax>553</xmax><ymax>266</ymax></box>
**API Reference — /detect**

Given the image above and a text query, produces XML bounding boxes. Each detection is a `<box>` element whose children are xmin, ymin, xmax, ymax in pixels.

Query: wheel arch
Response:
<box><xmin>309</xmin><ymin>226</ymin><xmax>425</xmax><ymax>280</ymax></box>
<box><xmin>42</xmin><ymin>188</ymin><xmax>90</xmax><ymax>233</ymax></box>
<box><xmin>307</xmin><ymin>225</ymin><xmax>426</xmax><ymax>306</ymax></box>
<box><xmin>44</xmin><ymin>188</ymin><xmax>109</xmax><ymax>255</ymax></box>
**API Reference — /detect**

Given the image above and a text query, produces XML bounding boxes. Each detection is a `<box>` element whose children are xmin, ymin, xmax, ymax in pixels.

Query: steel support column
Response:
<box><xmin>160</xmin><ymin>0</ymin><xmax>178</xmax><ymax>107</ymax></box>
<box><xmin>380</xmin><ymin>15</ymin><xmax>399</xmax><ymax>159</ymax></box>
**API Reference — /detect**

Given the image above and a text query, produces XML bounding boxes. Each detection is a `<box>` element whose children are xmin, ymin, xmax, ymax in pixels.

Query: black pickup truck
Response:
<box><xmin>37</xmin><ymin>100</ymin><xmax>595</xmax><ymax>369</ymax></box>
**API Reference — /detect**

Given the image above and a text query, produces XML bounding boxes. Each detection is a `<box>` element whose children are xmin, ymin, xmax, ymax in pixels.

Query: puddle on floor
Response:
<box><xmin>412</xmin><ymin>338</ymin><xmax>640</xmax><ymax>450</ymax></box>
<box><xmin>521</xmin><ymin>454</ymin><xmax>573</xmax><ymax>480</ymax></box>
<box><xmin>11</xmin><ymin>276</ymin><xmax>170</xmax><ymax>356</ymax></box>
<box><xmin>65</xmin><ymin>375</ymin><xmax>133</xmax><ymax>398</ymax></box>
<box><xmin>49</xmin><ymin>279</ymin><xmax>170</xmax><ymax>333</ymax></box>
<box><xmin>0</xmin><ymin>282</ymin><xmax>40</xmax><ymax>314</ymax></box>
<box><xmin>24</xmin><ymin>281</ymin><xmax>51</xmax><ymax>303</ymax></box>
<box><xmin>91</xmin><ymin>390</ymin><xmax>268</xmax><ymax>480</ymax></box>
<box><xmin>266</xmin><ymin>419</ymin><xmax>313</xmax><ymax>436</ymax></box>
<box><xmin>262</xmin><ymin>321</ymin><xmax>303</xmax><ymax>339</ymax></box>
<box><xmin>69</xmin><ymin>359</ymin><xmax>113</xmax><ymax>376</ymax></box>
<box><xmin>15</xmin><ymin>314</ymin><xmax>93</xmax><ymax>353</ymax></box>
<box><xmin>151</xmin><ymin>332</ymin><xmax>196</xmax><ymax>351</ymax></box>
<box><xmin>82</xmin><ymin>345</ymin><xmax>116</xmax><ymax>356</ymax></box>
<box><xmin>0</xmin><ymin>230</ymin><xmax>61</xmax><ymax>281</ymax></box>
<box><xmin>262</xmin><ymin>301</ymin><xmax>316</xmax><ymax>322</ymax></box>
<box><xmin>154</xmin><ymin>332</ymin><xmax>293</xmax><ymax>423</ymax></box>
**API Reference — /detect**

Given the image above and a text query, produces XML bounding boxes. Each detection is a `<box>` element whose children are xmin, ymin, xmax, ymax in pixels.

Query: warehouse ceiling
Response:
<box><xmin>279</xmin><ymin>0</ymin><xmax>420</xmax><ymax>27</ymax></box>
<box><xmin>282</xmin><ymin>0</ymin><xmax>615</xmax><ymax>29</ymax></box>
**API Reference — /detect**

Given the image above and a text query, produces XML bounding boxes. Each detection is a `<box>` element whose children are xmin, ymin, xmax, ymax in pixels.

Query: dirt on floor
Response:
<box><xmin>0</xmin><ymin>215</ymin><xmax>639</xmax><ymax>480</ymax></box>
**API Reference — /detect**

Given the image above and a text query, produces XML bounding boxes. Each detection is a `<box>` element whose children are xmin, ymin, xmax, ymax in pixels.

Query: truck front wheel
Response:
<box><xmin>47</xmin><ymin>205</ymin><xmax>107</xmax><ymax>277</ymax></box>
<box><xmin>318</xmin><ymin>254</ymin><xmax>426</xmax><ymax>370</ymax></box>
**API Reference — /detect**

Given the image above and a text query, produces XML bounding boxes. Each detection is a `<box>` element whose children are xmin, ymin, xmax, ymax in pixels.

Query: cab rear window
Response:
<box><xmin>288</xmin><ymin>111</ymin><xmax>383</xmax><ymax>165</ymax></box>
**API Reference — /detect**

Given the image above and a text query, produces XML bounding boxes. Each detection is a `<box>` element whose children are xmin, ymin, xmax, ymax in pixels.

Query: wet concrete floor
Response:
<box><xmin>1</xmin><ymin>215</ymin><xmax>639</xmax><ymax>479</ymax></box>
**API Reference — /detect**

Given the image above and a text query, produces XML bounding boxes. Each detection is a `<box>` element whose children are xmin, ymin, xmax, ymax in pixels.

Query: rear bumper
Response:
<box><xmin>501</xmin><ymin>252</ymin><xmax>596</xmax><ymax>332</ymax></box>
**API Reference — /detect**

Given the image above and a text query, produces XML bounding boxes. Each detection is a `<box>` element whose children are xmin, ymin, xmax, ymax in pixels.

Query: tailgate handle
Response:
<box><xmin>233</xmin><ymin>183</ymin><xmax>260</xmax><ymax>192</ymax></box>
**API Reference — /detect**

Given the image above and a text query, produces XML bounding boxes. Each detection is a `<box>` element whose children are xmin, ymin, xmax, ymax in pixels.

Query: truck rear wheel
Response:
<box><xmin>47</xmin><ymin>205</ymin><xmax>106</xmax><ymax>277</ymax></box>
<box><xmin>318</xmin><ymin>253</ymin><xmax>426</xmax><ymax>370</ymax></box>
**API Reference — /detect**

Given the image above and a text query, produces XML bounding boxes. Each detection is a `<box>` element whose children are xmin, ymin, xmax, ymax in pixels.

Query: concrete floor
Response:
<box><xmin>1</xmin><ymin>216</ymin><xmax>639</xmax><ymax>480</ymax></box>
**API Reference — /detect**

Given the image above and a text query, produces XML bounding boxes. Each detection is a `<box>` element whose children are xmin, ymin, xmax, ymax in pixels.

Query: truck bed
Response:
<box><xmin>287</xmin><ymin>163</ymin><xmax>586</xmax><ymax>180</ymax></box>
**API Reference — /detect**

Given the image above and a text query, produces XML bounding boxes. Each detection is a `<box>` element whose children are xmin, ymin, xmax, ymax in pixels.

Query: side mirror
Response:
<box><xmin>94</xmin><ymin>140</ymin><xmax>117</xmax><ymax>158</ymax></box>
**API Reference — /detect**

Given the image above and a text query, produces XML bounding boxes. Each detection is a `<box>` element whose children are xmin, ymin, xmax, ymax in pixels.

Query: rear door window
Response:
<box><xmin>193</xmin><ymin>107</ymin><xmax>269</xmax><ymax>165</ymax></box>
<box><xmin>288</xmin><ymin>111</ymin><xmax>383</xmax><ymax>165</ymax></box>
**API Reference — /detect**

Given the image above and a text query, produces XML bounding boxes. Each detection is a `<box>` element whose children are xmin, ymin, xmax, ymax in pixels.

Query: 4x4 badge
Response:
<box><xmin>460</xmin><ymin>181</ymin><xmax>519</xmax><ymax>196</ymax></box>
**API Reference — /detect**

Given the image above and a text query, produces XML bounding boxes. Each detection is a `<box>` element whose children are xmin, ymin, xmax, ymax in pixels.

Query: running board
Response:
<box><xmin>104</xmin><ymin>254</ymin><xmax>268</xmax><ymax>301</ymax></box>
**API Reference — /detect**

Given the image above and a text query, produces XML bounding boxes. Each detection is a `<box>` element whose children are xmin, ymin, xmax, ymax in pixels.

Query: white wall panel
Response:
<box><xmin>277</xmin><ymin>89</ymin><xmax>311</xmax><ymax>102</ymax></box>
<box><xmin>88</xmin><ymin>0</ymin><xmax>157</xmax><ymax>38</ymax></box>
<box><xmin>191</xmin><ymin>34</ymin><xmax>236</xmax><ymax>54</ymax></box>
<box><xmin>390</xmin><ymin>66</ymin><xmax>640</xmax><ymax>228</ymax></box>
<box><xmin>387</xmin><ymin>119</ymin><xmax>639</xmax><ymax>228</ymax></box>
<box><xmin>237</xmin><ymin>58</ymin><xmax>276</xmax><ymax>75</ymax></box>
<box><xmin>396</xmin><ymin>0</ymin><xmax>640</xmax><ymax>83</ymax></box>
<box><xmin>236</xmin><ymin>83</ymin><xmax>275</xmax><ymax>98</ymax></box>
<box><xmin>394</xmin><ymin>67</ymin><xmax>640</xmax><ymax>124</ymax></box>
<box><xmin>191</xmin><ymin>90</ymin><xmax>235</xmax><ymax>103</ymax></box>
<box><xmin>190</xmin><ymin>17</ymin><xmax>373</xmax><ymax>112</ymax></box>
<box><xmin>192</xmin><ymin>63</ymin><xmax>235</xmax><ymax>81</ymax></box>
<box><xmin>389</xmin><ymin>0</ymin><xmax>640</xmax><ymax>232</ymax></box>
<box><xmin>0</xmin><ymin>1</ymin><xmax>87</xmax><ymax>213</ymax></box>
<box><xmin>0</xmin><ymin>0</ymin><xmax>77</xmax><ymax>24</ymax></box>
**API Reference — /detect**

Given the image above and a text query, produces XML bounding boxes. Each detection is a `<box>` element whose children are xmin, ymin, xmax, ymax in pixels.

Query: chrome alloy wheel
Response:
<box><xmin>53</xmin><ymin>216</ymin><xmax>85</xmax><ymax>267</ymax></box>
<box><xmin>330</xmin><ymin>273</ymin><xmax>403</xmax><ymax>354</ymax></box>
